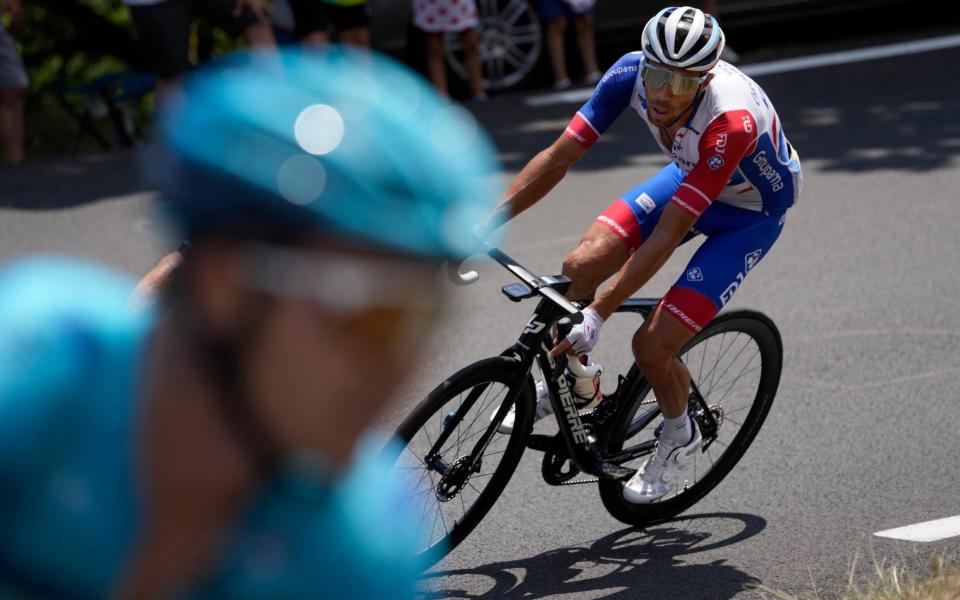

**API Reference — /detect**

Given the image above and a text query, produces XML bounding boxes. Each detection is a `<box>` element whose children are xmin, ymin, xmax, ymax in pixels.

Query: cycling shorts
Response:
<box><xmin>596</xmin><ymin>162</ymin><xmax>787</xmax><ymax>333</ymax></box>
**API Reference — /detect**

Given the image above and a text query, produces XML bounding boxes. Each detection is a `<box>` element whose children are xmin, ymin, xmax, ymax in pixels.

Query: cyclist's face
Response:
<box><xmin>237</xmin><ymin>245</ymin><xmax>444</xmax><ymax>467</ymax></box>
<box><xmin>643</xmin><ymin>65</ymin><xmax>707</xmax><ymax>127</ymax></box>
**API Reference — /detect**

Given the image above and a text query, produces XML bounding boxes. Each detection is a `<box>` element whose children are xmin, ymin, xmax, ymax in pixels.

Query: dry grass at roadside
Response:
<box><xmin>754</xmin><ymin>554</ymin><xmax>960</xmax><ymax>600</ymax></box>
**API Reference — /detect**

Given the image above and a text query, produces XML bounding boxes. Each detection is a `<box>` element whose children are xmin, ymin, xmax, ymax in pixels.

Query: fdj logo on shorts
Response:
<box><xmin>744</xmin><ymin>249</ymin><xmax>762</xmax><ymax>272</ymax></box>
<box><xmin>721</xmin><ymin>250</ymin><xmax>763</xmax><ymax>307</ymax></box>
<box><xmin>707</xmin><ymin>155</ymin><xmax>724</xmax><ymax>170</ymax></box>
<box><xmin>686</xmin><ymin>267</ymin><xmax>704</xmax><ymax>282</ymax></box>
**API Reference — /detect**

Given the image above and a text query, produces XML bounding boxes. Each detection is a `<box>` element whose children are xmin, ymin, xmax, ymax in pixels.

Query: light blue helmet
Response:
<box><xmin>153</xmin><ymin>47</ymin><xmax>503</xmax><ymax>259</ymax></box>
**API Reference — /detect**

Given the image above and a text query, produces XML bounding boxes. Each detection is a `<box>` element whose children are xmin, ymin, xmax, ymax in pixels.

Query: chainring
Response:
<box><xmin>541</xmin><ymin>435</ymin><xmax>582</xmax><ymax>485</ymax></box>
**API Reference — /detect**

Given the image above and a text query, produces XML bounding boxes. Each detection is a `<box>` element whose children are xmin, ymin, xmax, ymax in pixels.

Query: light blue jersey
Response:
<box><xmin>0</xmin><ymin>257</ymin><xmax>420</xmax><ymax>599</ymax></box>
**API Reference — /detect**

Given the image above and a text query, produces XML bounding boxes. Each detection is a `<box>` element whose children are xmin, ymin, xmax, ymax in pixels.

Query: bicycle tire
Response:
<box><xmin>385</xmin><ymin>356</ymin><xmax>535</xmax><ymax>567</ymax></box>
<box><xmin>598</xmin><ymin>310</ymin><xmax>783</xmax><ymax>526</ymax></box>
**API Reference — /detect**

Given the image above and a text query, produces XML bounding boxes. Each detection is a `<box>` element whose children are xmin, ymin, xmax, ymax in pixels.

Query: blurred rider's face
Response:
<box><xmin>192</xmin><ymin>240</ymin><xmax>443</xmax><ymax>469</ymax></box>
<box><xmin>191</xmin><ymin>238</ymin><xmax>442</xmax><ymax>468</ymax></box>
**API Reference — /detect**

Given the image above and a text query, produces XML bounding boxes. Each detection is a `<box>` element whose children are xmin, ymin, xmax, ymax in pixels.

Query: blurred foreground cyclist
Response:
<box><xmin>0</xmin><ymin>48</ymin><xmax>500</xmax><ymax>598</ymax></box>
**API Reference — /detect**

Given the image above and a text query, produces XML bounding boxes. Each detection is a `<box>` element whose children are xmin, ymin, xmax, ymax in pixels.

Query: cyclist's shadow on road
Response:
<box><xmin>417</xmin><ymin>512</ymin><xmax>766</xmax><ymax>600</ymax></box>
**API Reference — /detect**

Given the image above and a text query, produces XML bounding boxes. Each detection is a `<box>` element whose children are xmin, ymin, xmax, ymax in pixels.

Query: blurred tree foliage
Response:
<box><xmin>16</xmin><ymin>0</ymin><xmax>243</xmax><ymax>92</ymax></box>
<box><xmin>10</xmin><ymin>0</ymin><xmax>241</xmax><ymax>154</ymax></box>
<box><xmin>17</xmin><ymin>0</ymin><xmax>147</xmax><ymax>93</ymax></box>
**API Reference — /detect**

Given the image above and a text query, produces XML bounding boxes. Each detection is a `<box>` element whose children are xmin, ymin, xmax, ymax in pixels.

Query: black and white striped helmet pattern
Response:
<box><xmin>642</xmin><ymin>6</ymin><xmax>725</xmax><ymax>72</ymax></box>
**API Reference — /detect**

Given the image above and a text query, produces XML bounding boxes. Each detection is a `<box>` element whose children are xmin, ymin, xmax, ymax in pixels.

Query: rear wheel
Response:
<box><xmin>386</xmin><ymin>356</ymin><xmax>535</xmax><ymax>567</ymax></box>
<box><xmin>598</xmin><ymin>310</ymin><xmax>783</xmax><ymax>526</ymax></box>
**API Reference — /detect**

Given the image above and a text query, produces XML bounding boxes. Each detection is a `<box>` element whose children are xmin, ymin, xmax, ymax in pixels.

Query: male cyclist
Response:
<box><xmin>486</xmin><ymin>6</ymin><xmax>801</xmax><ymax>503</ymax></box>
<box><xmin>0</xmin><ymin>48</ymin><xmax>500</xmax><ymax>597</ymax></box>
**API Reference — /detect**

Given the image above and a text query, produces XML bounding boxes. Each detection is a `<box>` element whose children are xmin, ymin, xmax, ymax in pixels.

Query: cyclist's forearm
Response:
<box><xmin>591</xmin><ymin>234</ymin><xmax>676</xmax><ymax>320</ymax></box>
<box><xmin>484</xmin><ymin>148</ymin><xmax>570</xmax><ymax>231</ymax></box>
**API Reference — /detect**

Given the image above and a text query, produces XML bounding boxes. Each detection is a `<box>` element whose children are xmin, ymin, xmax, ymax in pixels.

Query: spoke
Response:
<box><xmin>697</xmin><ymin>335</ymin><xmax>707</xmax><ymax>388</ymax></box>
<box><xmin>705</xmin><ymin>335</ymin><xmax>755</xmax><ymax>398</ymax></box>
<box><xmin>723</xmin><ymin>403</ymin><xmax>754</xmax><ymax>417</ymax></box>
<box><xmin>412</xmin><ymin>466</ymin><xmax>432</xmax><ymax>494</ymax></box>
<box><xmin>422</xmin><ymin>413</ymin><xmax>437</xmax><ymax>452</ymax></box>
<box><xmin>717</xmin><ymin>364</ymin><xmax>763</xmax><ymax>398</ymax></box>
<box><xmin>709</xmin><ymin>361</ymin><xmax>761</xmax><ymax>390</ymax></box>
<box><xmin>714</xmin><ymin>354</ymin><xmax>761</xmax><ymax>409</ymax></box>
<box><xmin>436</xmin><ymin>495</ymin><xmax>449</xmax><ymax>538</ymax></box>
<box><xmin>707</xmin><ymin>332</ymin><xmax>727</xmax><ymax>394</ymax></box>
<box><xmin>502</xmin><ymin>43</ymin><xmax>529</xmax><ymax>69</ymax></box>
<box><xmin>507</xmin><ymin>24</ymin><xmax>540</xmax><ymax>45</ymax></box>
<box><xmin>502</xmin><ymin>0</ymin><xmax>528</xmax><ymax>26</ymax></box>
<box><xmin>425</xmin><ymin>470</ymin><xmax>441</xmax><ymax>546</ymax></box>
<box><xmin>441</xmin><ymin>426</ymin><xmax>506</xmax><ymax>457</ymax></box>
<box><xmin>464</xmin><ymin>383</ymin><xmax>508</xmax><ymax>439</ymax></box>
<box><xmin>451</xmin><ymin>383</ymin><xmax>507</xmax><ymax>456</ymax></box>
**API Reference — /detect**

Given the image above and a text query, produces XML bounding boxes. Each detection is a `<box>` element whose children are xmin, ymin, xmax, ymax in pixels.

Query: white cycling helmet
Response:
<box><xmin>641</xmin><ymin>6</ymin><xmax>725</xmax><ymax>72</ymax></box>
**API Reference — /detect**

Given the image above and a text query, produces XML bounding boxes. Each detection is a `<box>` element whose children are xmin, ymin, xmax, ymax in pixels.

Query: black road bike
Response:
<box><xmin>386</xmin><ymin>245</ymin><xmax>783</xmax><ymax>567</ymax></box>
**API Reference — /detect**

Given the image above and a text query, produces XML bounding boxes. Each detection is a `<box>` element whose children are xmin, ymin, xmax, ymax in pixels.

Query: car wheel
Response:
<box><xmin>444</xmin><ymin>0</ymin><xmax>543</xmax><ymax>91</ymax></box>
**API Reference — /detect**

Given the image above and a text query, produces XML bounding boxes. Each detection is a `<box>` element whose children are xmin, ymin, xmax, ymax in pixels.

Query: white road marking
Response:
<box><xmin>524</xmin><ymin>33</ymin><xmax>960</xmax><ymax>107</ymax></box>
<box><xmin>874</xmin><ymin>516</ymin><xmax>960</xmax><ymax>543</ymax></box>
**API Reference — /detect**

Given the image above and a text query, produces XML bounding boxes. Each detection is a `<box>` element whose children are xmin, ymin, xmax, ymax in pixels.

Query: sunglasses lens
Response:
<box><xmin>641</xmin><ymin>66</ymin><xmax>669</xmax><ymax>88</ymax></box>
<box><xmin>642</xmin><ymin>66</ymin><xmax>702</xmax><ymax>95</ymax></box>
<box><xmin>670</xmin><ymin>76</ymin><xmax>700</xmax><ymax>95</ymax></box>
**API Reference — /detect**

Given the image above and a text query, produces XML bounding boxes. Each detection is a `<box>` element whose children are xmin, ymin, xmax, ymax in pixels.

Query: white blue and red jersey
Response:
<box><xmin>563</xmin><ymin>52</ymin><xmax>803</xmax><ymax>332</ymax></box>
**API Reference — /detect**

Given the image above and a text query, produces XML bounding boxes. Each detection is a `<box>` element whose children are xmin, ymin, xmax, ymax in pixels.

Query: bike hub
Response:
<box><xmin>436</xmin><ymin>456</ymin><xmax>475</xmax><ymax>502</ymax></box>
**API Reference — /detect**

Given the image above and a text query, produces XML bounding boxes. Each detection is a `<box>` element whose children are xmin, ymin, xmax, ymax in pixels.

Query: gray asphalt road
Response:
<box><xmin>2</xmin><ymin>37</ymin><xmax>959</xmax><ymax>600</ymax></box>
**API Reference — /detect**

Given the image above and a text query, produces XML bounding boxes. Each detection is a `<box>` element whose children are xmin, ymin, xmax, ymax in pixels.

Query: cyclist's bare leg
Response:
<box><xmin>561</xmin><ymin>223</ymin><xmax>630</xmax><ymax>301</ymax></box>
<box><xmin>631</xmin><ymin>306</ymin><xmax>696</xmax><ymax>418</ymax></box>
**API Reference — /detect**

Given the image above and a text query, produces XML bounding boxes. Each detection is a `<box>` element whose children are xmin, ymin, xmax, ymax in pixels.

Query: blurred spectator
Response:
<box><xmin>538</xmin><ymin>0</ymin><xmax>600</xmax><ymax>90</ymax></box>
<box><xmin>0</xmin><ymin>48</ymin><xmax>503</xmax><ymax>598</ymax></box>
<box><xmin>286</xmin><ymin>0</ymin><xmax>371</xmax><ymax>47</ymax></box>
<box><xmin>124</xmin><ymin>0</ymin><xmax>276</xmax><ymax>101</ymax></box>
<box><xmin>412</xmin><ymin>0</ymin><xmax>486</xmax><ymax>101</ymax></box>
<box><xmin>698</xmin><ymin>0</ymin><xmax>739</xmax><ymax>63</ymax></box>
<box><xmin>0</xmin><ymin>0</ymin><xmax>26</xmax><ymax>164</ymax></box>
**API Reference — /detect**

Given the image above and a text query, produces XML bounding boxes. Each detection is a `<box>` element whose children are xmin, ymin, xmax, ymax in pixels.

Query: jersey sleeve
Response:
<box><xmin>671</xmin><ymin>109</ymin><xmax>759</xmax><ymax>217</ymax></box>
<box><xmin>563</xmin><ymin>52</ymin><xmax>642</xmax><ymax>149</ymax></box>
<box><xmin>0</xmin><ymin>258</ymin><xmax>136</xmax><ymax>485</ymax></box>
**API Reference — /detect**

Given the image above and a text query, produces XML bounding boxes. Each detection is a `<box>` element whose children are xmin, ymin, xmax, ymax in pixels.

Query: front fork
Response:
<box><xmin>424</xmin><ymin>348</ymin><xmax>533</xmax><ymax>476</ymax></box>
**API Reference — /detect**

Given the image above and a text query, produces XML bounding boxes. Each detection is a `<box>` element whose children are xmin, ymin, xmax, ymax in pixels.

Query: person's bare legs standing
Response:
<box><xmin>573</xmin><ymin>12</ymin><xmax>599</xmax><ymax>84</ymax></box>
<box><xmin>0</xmin><ymin>85</ymin><xmax>24</xmax><ymax>163</ymax></box>
<box><xmin>1</xmin><ymin>0</ymin><xmax>27</xmax><ymax>164</ymax></box>
<box><xmin>424</xmin><ymin>33</ymin><xmax>448</xmax><ymax>97</ymax></box>
<box><xmin>545</xmin><ymin>16</ymin><xmax>570</xmax><ymax>89</ymax></box>
<box><xmin>461</xmin><ymin>27</ymin><xmax>486</xmax><ymax>99</ymax></box>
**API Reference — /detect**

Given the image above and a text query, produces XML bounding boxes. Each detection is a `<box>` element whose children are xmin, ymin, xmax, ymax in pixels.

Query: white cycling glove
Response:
<box><xmin>564</xmin><ymin>307</ymin><xmax>604</xmax><ymax>356</ymax></box>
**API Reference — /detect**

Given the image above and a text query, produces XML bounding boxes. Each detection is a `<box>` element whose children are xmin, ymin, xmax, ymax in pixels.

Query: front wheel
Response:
<box><xmin>598</xmin><ymin>310</ymin><xmax>783</xmax><ymax>526</ymax></box>
<box><xmin>385</xmin><ymin>356</ymin><xmax>535</xmax><ymax>567</ymax></box>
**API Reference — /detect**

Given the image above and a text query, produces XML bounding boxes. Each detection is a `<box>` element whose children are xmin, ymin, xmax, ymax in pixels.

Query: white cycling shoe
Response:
<box><xmin>622</xmin><ymin>424</ymin><xmax>703</xmax><ymax>504</ymax></box>
<box><xmin>493</xmin><ymin>358</ymin><xmax>602</xmax><ymax>435</ymax></box>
